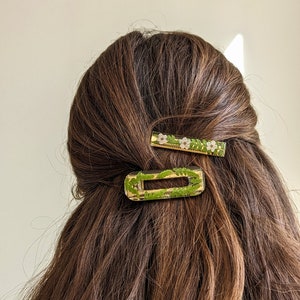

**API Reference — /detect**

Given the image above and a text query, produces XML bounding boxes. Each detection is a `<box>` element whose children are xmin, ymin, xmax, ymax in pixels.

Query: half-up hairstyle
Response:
<box><xmin>26</xmin><ymin>31</ymin><xmax>300</xmax><ymax>299</ymax></box>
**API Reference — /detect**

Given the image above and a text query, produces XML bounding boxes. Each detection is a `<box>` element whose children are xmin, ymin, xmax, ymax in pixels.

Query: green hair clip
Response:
<box><xmin>124</xmin><ymin>167</ymin><xmax>205</xmax><ymax>201</ymax></box>
<box><xmin>151</xmin><ymin>131</ymin><xmax>226</xmax><ymax>157</ymax></box>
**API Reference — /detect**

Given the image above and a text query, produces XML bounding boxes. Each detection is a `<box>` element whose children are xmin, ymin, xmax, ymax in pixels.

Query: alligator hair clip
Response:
<box><xmin>150</xmin><ymin>131</ymin><xmax>226</xmax><ymax>157</ymax></box>
<box><xmin>124</xmin><ymin>167</ymin><xmax>205</xmax><ymax>201</ymax></box>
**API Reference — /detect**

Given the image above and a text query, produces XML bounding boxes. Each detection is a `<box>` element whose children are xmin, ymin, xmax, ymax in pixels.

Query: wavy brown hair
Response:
<box><xmin>26</xmin><ymin>31</ymin><xmax>300</xmax><ymax>299</ymax></box>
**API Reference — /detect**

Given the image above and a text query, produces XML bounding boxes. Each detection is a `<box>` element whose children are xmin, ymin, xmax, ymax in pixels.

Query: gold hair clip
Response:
<box><xmin>151</xmin><ymin>131</ymin><xmax>226</xmax><ymax>157</ymax></box>
<box><xmin>124</xmin><ymin>167</ymin><xmax>205</xmax><ymax>201</ymax></box>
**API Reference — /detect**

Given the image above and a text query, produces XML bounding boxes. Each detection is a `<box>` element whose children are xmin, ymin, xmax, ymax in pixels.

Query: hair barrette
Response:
<box><xmin>150</xmin><ymin>131</ymin><xmax>226</xmax><ymax>157</ymax></box>
<box><xmin>124</xmin><ymin>167</ymin><xmax>205</xmax><ymax>201</ymax></box>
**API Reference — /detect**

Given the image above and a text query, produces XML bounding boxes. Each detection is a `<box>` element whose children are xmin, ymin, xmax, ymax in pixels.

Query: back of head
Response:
<box><xmin>28</xmin><ymin>31</ymin><xmax>300</xmax><ymax>299</ymax></box>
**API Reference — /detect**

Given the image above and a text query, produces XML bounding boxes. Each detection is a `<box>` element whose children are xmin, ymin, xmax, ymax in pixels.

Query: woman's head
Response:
<box><xmin>68</xmin><ymin>31</ymin><xmax>258</xmax><ymax>196</ymax></box>
<box><xmin>28</xmin><ymin>31</ymin><xmax>300</xmax><ymax>300</ymax></box>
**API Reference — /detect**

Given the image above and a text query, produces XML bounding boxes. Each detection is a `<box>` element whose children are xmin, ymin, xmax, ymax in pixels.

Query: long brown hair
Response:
<box><xmin>26</xmin><ymin>31</ymin><xmax>300</xmax><ymax>299</ymax></box>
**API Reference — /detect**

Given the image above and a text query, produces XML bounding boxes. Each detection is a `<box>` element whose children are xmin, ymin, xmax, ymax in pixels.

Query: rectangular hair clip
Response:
<box><xmin>124</xmin><ymin>167</ymin><xmax>205</xmax><ymax>201</ymax></box>
<box><xmin>151</xmin><ymin>131</ymin><xmax>226</xmax><ymax>157</ymax></box>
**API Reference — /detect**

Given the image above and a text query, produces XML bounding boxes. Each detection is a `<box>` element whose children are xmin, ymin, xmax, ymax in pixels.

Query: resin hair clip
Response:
<box><xmin>151</xmin><ymin>131</ymin><xmax>226</xmax><ymax>157</ymax></box>
<box><xmin>124</xmin><ymin>167</ymin><xmax>205</xmax><ymax>201</ymax></box>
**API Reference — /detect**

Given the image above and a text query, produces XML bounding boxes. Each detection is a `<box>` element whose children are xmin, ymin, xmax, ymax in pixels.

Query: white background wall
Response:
<box><xmin>1</xmin><ymin>0</ymin><xmax>299</xmax><ymax>298</ymax></box>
